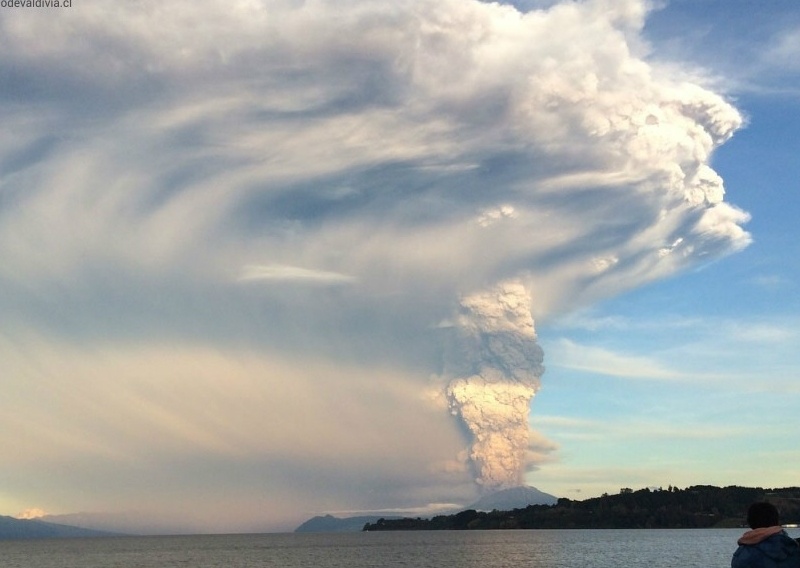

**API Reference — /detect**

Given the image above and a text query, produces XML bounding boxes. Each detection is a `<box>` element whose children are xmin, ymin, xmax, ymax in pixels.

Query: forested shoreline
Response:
<box><xmin>363</xmin><ymin>486</ymin><xmax>800</xmax><ymax>531</ymax></box>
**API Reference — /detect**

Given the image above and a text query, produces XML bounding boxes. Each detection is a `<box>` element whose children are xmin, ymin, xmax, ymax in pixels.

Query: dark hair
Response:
<box><xmin>747</xmin><ymin>502</ymin><xmax>780</xmax><ymax>529</ymax></box>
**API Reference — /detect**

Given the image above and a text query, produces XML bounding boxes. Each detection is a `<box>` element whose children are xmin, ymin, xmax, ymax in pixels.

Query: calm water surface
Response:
<box><xmin>3</xmin><ymin>528</ymin><xmax>798</xmax><ymax>568</ymax></box>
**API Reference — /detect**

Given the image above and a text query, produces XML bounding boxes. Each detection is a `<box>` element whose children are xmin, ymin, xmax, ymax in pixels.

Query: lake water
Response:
<box><xmin>2</xmin><ymin>528</ymin><xmax>798</xmax><ymax>568</ymax></box>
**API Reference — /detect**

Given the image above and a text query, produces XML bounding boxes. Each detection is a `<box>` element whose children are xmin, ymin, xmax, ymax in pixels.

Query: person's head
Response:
<box><xmin>747</xmin><ymin>502</ymin><xmax>780</xmax><ymax>529</ymax></box>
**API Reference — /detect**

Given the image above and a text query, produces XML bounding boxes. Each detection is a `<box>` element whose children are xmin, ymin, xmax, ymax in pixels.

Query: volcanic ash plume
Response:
<box><xmin>444</xmin><ymin>281</ymin><xmax>544</xmax><ymax>491</ymax></box>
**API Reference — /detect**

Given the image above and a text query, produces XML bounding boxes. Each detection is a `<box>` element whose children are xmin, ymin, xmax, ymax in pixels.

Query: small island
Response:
<box><xmin>363</xmin><ymin>485</ymin><xmax>800</xmax><ymax>531</ymax></box>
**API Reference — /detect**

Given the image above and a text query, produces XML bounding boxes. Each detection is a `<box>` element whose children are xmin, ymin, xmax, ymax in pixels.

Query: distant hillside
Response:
<box><xmin>0</xmin><ymin>515</ymin><xmax>119</xmax><ymax>540</ymax></box>
<box><xmin>295</xmin><ymin>514</ymin><xmax>402</xmax><ymax>533</ymax></box>
<box><xmin>364</xmin><ymin>485</ymin><xmax>800</xmax><ymax>531</ymax></box>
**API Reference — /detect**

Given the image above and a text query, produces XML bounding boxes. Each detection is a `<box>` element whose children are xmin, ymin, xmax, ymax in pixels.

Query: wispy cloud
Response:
<box><xmin>533</xmin><ymin>414</ymin><xmax>745</xmax><ymax>441</ymax></box>
<box><xmin>751</xmin><ymin>274</ymin><xmax>793</xmax><ymax>291</ymax></box>
<box><xmin>727</xmin><ymin>322</ymin><xmax>797</xmax><ymax>344</ymax></box>
<box><xmin>238</xmin><ymin>264</ymin><xmax>357</xmax><ymax>285</ymax></box>
<box><xmin>764</xmin><ymin>25</ymin><xmax>800</xmax><ymax>74</ymax></box>
<box><xmin>548</xmin><ymin>311</ymin><xmax>704</xmax><ymax>333</ymax></box>
<box><xmin>546</xmin><ymin>338</ymin><xmax>695</xmax><ymax>381</ymax></box>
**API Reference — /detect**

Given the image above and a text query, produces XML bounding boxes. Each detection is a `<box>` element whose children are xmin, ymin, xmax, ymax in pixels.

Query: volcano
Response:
<box><xmin>469</xmin><ymin>485</ymin><xmax>558</xmax><ymax>511</ymax></box>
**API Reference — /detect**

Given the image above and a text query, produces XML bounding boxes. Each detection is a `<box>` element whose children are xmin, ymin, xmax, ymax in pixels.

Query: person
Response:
<box><xmin>732</xmin><ymin>502</ymin><xmax>800</xmax><ymax>568</ymax></box>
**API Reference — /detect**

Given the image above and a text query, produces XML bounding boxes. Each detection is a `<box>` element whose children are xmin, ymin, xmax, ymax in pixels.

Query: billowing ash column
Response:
<box><xmin>444</xmin><ymin>280</ymin><xmax>544</xmax><ymax>492</ymax></box>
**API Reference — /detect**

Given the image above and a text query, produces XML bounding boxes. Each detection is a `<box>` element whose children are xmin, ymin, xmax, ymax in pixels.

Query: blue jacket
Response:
<box><xmin>732</xmin><ymin>528</ymin><xmax>800</xmax><ymax>568</ymax></box>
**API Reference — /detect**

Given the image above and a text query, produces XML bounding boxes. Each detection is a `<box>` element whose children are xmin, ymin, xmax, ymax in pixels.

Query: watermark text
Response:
<box><xmin>1</xmin><ymin>0</ymin><xmax>72</xmax><ymax>7</ymax></box>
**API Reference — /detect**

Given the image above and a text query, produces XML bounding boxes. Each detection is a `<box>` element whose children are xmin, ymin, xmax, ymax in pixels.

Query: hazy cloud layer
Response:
<box><xmin>0</xmin><ymin>0</ymin><xmax>749</xmax><ymax>531</ymax></box>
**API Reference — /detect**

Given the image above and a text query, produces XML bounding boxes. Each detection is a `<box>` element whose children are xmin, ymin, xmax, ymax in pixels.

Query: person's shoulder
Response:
<box><xmin>731</xmin><ymin>543</ymin><xmax>757</xmax><ymax>568</ymax></box>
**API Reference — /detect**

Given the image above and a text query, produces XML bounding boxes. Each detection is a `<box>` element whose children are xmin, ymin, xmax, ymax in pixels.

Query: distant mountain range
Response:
<box><xmin>295</xmin><ymin>485</ymin><xmax>557</xmax><ymax>532</ymax></box>
<box><xmin>0</xmin><ymin>515</ymin><xmax>119</xmax><ymax>540</ymax></box>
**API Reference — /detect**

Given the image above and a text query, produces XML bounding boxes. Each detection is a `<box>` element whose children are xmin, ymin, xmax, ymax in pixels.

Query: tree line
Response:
<box><xmin>363</xmin><ymin>485</ymin><xmax>800</xmax><ymax>531</ymax></box>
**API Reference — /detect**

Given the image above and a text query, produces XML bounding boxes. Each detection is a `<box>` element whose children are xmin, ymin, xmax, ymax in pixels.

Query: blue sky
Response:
<box><xmin>0</xmin><ymin>0</ymin><xmax>798</xmax><ymax>533</ymax></box>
